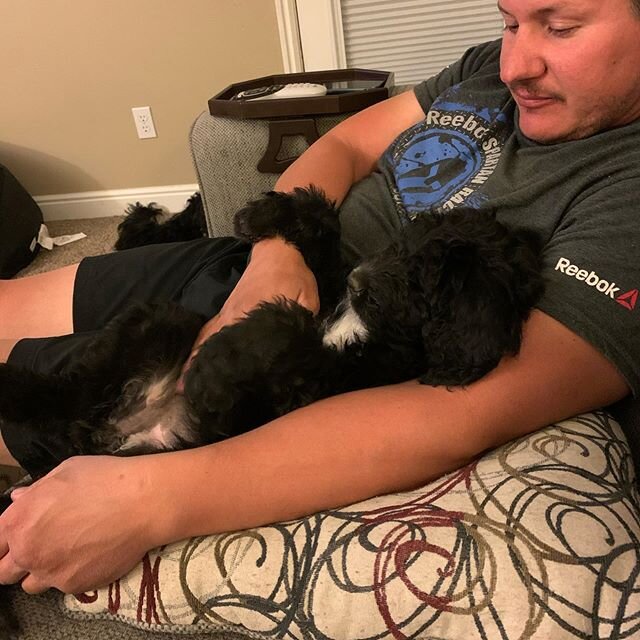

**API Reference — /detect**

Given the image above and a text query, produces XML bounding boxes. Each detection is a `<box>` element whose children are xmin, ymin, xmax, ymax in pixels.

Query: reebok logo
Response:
<box><xmin>555</xmin><ymin>258</ymin><xmax>637</xmax><ymax>310</ymax></box>
<box><xmin>554</xmin><ymin>258</ymin><xmax>619</xmax><ymax>297</ymax></box>
<box><xmin>617</xmin><ymin>289</ymin><xmax>639</xmax><ymax>311</ymax></box>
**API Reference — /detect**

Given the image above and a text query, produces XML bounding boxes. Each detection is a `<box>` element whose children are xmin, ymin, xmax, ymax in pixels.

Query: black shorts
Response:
<box><xmin>2</xmin><ymin>238</ymin><xmax>250</xmax><ymax>474</ymax></box>
<box><xmin>7</xmin><ymin>238</ymin><xmax>250</xmax><ymax>375</ymax></box>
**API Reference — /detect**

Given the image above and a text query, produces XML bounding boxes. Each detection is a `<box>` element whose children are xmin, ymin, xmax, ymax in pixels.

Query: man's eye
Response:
<box><xmin>503</xmin><ymin>22</ymin><xmax>518</xmax><ymax>33</ymax></box>
<box><xmin>548</xmin><ymin>26</ymin><xmax>578</xmax><ymax>36</ymax></box>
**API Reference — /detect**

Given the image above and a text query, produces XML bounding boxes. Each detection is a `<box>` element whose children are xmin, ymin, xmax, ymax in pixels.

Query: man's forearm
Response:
<box><xmin>143</xmin><ymin>311</ymin><xmax>629</xmax><ymax>549</ymax></box>
<box><xmin>144</xmin><ymin>381</ymin><xmax>476</xmax><ymax>546</ymax></box>
<box><xmin>3</xmin><ymin>316</ymin><xmax>623</xmax><ymax>596</ymax></box>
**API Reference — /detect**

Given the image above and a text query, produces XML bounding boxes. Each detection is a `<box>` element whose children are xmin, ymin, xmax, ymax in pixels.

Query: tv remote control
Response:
<box><xmin>234</xmin><ymin>83</ymin><xmax>327</xmax><ymax>101</ymax></box>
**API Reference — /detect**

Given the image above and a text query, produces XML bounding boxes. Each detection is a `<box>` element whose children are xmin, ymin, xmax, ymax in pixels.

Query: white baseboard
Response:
<box><xmin>35</xmin><ymin>184</ymin><xmax>200</xmax><ymax>221</ymax></box>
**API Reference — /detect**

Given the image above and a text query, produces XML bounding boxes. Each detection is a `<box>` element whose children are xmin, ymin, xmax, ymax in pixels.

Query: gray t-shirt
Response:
<box><xmin>339</xmin><ymin>39</ymin><xmax>640</xmax><ymax>396</ymax></box>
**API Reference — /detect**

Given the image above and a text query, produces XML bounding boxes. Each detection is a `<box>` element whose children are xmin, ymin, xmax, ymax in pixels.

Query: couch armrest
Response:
<box><xmin>189</xmin><ymin>112</ymin><xmax>351</xmax><ymax>237</ymax></box>
<box><xmin>189</xmin><ymin>85</ymin><xmax>414</xmax><ymax>238</ymax></box>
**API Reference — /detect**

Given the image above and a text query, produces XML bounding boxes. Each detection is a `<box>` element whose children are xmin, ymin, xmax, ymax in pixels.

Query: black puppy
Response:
<box><xmin>2</xmin><ymin>185</ymin><xmax>545</xmax><ymax>467</ymax></box>
<box><xmin>115</xmin><ymin>192</ymin><xmax>207</xmax><ymax>250</ymax></box>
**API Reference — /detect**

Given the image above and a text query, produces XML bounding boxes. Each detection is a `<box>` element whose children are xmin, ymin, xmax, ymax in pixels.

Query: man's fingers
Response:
<box><xmin>177</xmin><ymin>351</ymin><xmax>199</xmax><ymax>393</ymax></box>
<box><xmin>0</xmin><ymin>509</ymin><xmax>12</xmax><ymax>569</ymax></box>
<box><xmin>0</xmin><ymin>552</ymin><xmax>28</xmax><ymax>585</ymax></box>
<box><xmin>21</xmin><ymin>574</ymin><xmax>50</xmax><ymax>595</ymax></box>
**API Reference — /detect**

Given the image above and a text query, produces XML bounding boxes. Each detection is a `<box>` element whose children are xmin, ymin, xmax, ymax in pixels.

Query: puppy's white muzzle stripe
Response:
<box><xmin>322</xmin><ymin>301</ymin><xmax>369</xmax><ymax>350</ymax></box>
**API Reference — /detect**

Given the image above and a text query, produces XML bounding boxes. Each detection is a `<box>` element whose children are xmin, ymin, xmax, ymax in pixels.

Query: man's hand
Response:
<box><xmin>178</xmin><ymin>237</ymin><xmax>319</xmax><ymax>388</ymax></box>
<box><xmin>0</xmin><ymin>456</ymin><xmax>159</xmax><ymax>594</ymax></box>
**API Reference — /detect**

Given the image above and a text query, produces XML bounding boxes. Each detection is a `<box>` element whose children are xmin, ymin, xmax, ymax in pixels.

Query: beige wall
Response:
<box><xmin>0</xmin><ymin>0</ymin><xmax>284</xmax><ymax>196</ymax></box>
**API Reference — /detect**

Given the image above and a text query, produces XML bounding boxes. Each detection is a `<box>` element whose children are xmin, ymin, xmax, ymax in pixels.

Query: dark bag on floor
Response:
<box><xmin>0</xmin><ymin>163</ymin><xmax>43</xmax><ymax>278</ymax></box>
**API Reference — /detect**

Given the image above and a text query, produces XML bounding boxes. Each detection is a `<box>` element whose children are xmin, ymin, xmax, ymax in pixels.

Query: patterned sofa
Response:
<box><xmin>4</xmin><ymin>104</ymin><xmax>640</xmax><ymax>639</ymax></box>
<box><xmin>5</xmin><ymin>411</ymin><xmax>639</xmax><ymax>639</ymax></box>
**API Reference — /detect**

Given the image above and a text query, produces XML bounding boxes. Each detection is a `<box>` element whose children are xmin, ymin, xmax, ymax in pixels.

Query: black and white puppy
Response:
<box><xmin>0</xmin><ymin>187</ymin><xmax>543</xmax><ymax>480</ymax></box>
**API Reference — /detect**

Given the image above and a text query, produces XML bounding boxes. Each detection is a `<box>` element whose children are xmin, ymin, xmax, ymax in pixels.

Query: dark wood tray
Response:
<box><xmin>208</xmin><ymin>68</ymin><xmax>394</xmax><ymax>120</ymax></box>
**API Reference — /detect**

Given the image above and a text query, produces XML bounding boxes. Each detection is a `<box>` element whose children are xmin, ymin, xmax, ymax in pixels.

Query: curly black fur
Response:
<box><xmin>0</xmin><ymin>186</ymin><xmax>544</xmax><ymax>632</ymax></box>
<box><xmin>234</xmin><ymin>187</ymin><xmax>345</xmax><ymax>309</ymax></box>
<box><xmin>114</xmin><ymin>192</ymin><xmax>206</xmax><ymax>250</ymax></box>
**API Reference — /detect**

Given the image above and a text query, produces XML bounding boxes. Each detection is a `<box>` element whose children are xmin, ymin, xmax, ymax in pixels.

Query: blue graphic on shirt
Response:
<box><xmin>395</xmin><ymin>129</ymin><xmax>484</xmax><ymax>213</ymax></box>
<box><xmin>383</xmin><ymin>89</ymin><xmax>509</xmax><ymax>221</ymax></box>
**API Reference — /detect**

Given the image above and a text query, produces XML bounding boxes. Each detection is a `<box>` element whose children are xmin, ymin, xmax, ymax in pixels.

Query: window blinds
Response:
<box><xmin>339</xmin><ymin>0</ymin><xmax>504</xmax><ymax>84</ymax></box>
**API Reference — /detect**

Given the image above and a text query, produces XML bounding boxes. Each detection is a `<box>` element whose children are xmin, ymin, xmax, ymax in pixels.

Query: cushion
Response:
<box><xmin>63</xmin><ymin>411</ymin><xmax>640</xmax><ymax>639</ymax></box>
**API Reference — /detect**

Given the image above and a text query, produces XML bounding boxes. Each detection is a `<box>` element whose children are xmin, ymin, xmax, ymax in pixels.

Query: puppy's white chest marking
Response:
<box><xmin>111</xmin><ymin>372</ymin><xmax>197</xmax><ymax>453</ymax></box>
<box><xmin>322</xmin><ymin>302</ymin><xmax>369</xmax><ymax>350</ymax></box>
<box><xmin>117</xmin><ymin>421</ymin><xmax>180</xmax><ymax>452</ymax></box>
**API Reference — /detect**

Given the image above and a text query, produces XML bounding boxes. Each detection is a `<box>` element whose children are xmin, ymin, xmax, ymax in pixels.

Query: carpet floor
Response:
<box><xmin>16</xmin><ymin>216</ymin><xmax>122</xmax><ymax>277</ymax></box>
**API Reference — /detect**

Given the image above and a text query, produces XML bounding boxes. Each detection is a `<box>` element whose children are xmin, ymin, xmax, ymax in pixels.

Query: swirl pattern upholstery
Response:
<box><xmin>63</xmin><ymin>411</ymin><xmax>640</xmax><ymax>639</ymax></box>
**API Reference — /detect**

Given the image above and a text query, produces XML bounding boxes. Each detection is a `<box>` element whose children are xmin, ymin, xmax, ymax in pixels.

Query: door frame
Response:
<box><xmin>274</xmin><ymin>0</ymin><xmax>346</xmax><ymax>72</ymax></box>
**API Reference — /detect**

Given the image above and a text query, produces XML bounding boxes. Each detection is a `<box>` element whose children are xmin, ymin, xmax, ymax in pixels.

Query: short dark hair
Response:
<box><xmin>632</xmin><ymin>0</ymin><xmax>640</xmax><ymax>17</ymax></box>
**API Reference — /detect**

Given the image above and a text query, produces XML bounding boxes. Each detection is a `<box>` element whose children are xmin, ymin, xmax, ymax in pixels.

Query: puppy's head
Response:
<box><xmin>323</xmin><ymin>208</ymin><xmax>543</xmax><ymax>386</ymax></box>
<box><xmin>321</xmin><ymin>240</ymin><xmax>426</xmax><ymax>351</ymax></box>
<box><xmin>413</xmin><ymin>208</ymin><xmax>543</xmax><ymax>386</ymax></box>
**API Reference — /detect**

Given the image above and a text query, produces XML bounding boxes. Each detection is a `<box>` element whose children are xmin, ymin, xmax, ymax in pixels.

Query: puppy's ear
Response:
<box><xmin>417</xmin><ymin>234</ymin><xmax>541</xmax><ymax>387</ymax></box>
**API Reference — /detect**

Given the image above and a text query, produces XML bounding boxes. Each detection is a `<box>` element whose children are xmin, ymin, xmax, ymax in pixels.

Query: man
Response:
<box><xmin>0</xmin><ymin>0</ymin><xmax>637</xmax><ymax>595</ymax></box>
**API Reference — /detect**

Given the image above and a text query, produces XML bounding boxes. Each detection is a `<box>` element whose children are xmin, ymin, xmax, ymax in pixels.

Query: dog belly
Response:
<box><xmin>116</xmin><ymin>417</ymin><xmax>192</xmax><ymax>453</ymax></box>
<box><xmin>108</xmin><ymin>373</ymin><xmax>198</xmax><ymax>454</ymax></box>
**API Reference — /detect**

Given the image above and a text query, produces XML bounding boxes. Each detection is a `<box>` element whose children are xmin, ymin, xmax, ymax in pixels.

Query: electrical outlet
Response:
<box><xmin>131</xmin><ymin>106</ymin><xmax>157</xmax><ymax>139</ymax></box>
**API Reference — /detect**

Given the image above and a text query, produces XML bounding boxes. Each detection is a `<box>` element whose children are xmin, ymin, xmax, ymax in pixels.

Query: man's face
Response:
<box><xmin>499</xmin><ymin>0</ymin><xmax>640</xmax><ymax>142</ymax></box>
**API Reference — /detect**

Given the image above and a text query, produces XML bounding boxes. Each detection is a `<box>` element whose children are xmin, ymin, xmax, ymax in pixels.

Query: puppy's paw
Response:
<box><xmin>115</xmin><ymin>202</ymin><xmax>165</xmax><ymax>250</ymax></box>
<box><xmin>233</xmin><ymin>186</ymin><xmax>338</xmax><ymax>245</ymax></box>
<box><xmin>233</xmin><ymin>191</ymin><xmax>294</xmax><ymax>242</ymax></box>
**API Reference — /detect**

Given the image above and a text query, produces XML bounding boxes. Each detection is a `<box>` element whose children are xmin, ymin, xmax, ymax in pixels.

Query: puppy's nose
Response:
<box><xmin>347</xmin><ymin>268</ymin><xmax>368</xmax><ymax>295</ymax></box>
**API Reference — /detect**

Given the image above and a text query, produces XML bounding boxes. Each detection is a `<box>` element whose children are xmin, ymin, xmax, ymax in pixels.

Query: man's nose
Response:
<box><xmin>500</xmin><ymin>33</ymin><xmax>547</xmax><ymax>85</ymax></box>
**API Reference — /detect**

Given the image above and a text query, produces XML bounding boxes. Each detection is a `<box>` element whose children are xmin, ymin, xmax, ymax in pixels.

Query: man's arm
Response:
<box><xmin>161</xmin><ymin>311</ymin><xmax>630</xmax><ymax>535</ymax></box>
<box><xmin>2</xmin><ymin>310</ymin><xmax>628</xmax><ymax>594</ymax></box>
<box><xmin>274</xmin><ymin>89</ymin><xmax>425</xmax><ymax>203</ymax></box>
